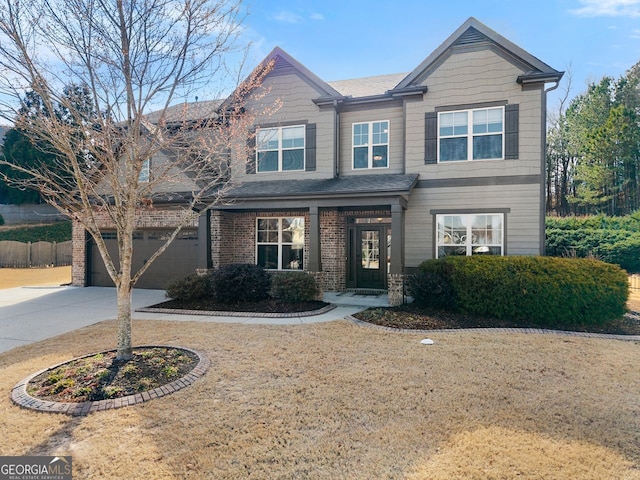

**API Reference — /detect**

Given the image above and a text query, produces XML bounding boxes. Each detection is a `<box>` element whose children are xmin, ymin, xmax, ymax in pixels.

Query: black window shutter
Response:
<box><xmin>246</xmin><ymin>129</ymin><xmax>256</xmax><ymax>174</ymax></box>
<box><xmin>505</xmin><ymin>104</ymin><xmax>519</xmax><ymax>160</ymax></box>
<box><xmin>305</xmin><ymin>123</ymin><xmax>316</xmax><ymax>171</ymax></box>
<box><xmin>424</xmin><ymin>112</ymin><xmax>438</xmax><ymax>164</ymax></box>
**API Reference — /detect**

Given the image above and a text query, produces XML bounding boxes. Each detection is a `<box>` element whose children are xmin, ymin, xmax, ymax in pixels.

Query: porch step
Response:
<box><xmin>342</xmin><ymin>289</ymin><xmax>387</xmax><ymax>296</ymax></box>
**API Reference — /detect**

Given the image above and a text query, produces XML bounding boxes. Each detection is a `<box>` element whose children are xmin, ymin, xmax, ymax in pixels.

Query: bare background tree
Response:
<box><xmin>0</xmin><ymin>0</ymin><xmax>271</xmax><ymax>360</ymax></box>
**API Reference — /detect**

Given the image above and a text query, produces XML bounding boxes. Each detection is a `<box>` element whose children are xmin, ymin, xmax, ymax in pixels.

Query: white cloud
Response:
<box><xmin>631</xmin><ymin>29</ymin><xmax>640</xmax><ymax>38</ymax></box>
<box><xmin>310</xmin><ymin>12</ymin><xmax>324</xmax><ymax>21</ymax></box>
<box><xmin>571</xmin><ymin>0</ymin><xmax>640</xmax><ymax>17</ymax></box>
<box><xmin>274</xmin><ymin>11</ymin><xmax>303</xmax><ymax>24</ymax></box>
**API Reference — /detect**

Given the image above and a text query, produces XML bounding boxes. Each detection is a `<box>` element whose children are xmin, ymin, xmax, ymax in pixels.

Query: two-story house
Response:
<box><xmin>73</xmin><ymin>17</ymin><xmax>563</xmax><ymax>305</ymax></box>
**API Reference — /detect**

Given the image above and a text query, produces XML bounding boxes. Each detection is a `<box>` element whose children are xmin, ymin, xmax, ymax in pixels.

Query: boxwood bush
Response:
<box><xmin>418</xmin><ymin>256</ymin><xmax>628</xmax><ymax>328</ymax></box>
<box><xmin>210</xmin><ymin>264</ymin><xmax>271</xmax><ymax>304</ymax></box>
<box><xmin>165</xmin><ymin>272</ymin><xmax>212</xmax><ymax>301</ymax></box>
<box><xmin>405</xmin><ymin>271</ymin><xmax>453</xmax><ymax>309</ymax></box>
<box><xmin>270</xmin><ymin>271</ymin><xmax>319</xmax><ymax>303</ymax></box>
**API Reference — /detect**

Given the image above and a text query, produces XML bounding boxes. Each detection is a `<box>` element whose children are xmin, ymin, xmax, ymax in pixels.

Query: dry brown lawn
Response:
<box><xmin>1</xmin><ymin>319</ymin><xmax>638</xmax><ymax>479</ymax></box>
<box><xmin>0</xmin><ymin>266</ymin><xmax>71</xmax><ymax>289</ymax></box>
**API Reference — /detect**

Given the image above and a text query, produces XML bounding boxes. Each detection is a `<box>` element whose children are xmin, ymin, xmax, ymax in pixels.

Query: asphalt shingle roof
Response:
<box><xmin>226</xmin><ymin>173</ymin><xmax>418</xmax><ymax>199</ymax></box>
<box><xmin>327</xmin><ymin>73</ymin><xmax>408</xmax><ymax>97</ymax></box>
<box><xmin>144</xmin><ymin>99</ymin><xmax>223</xmax><ymax>125</ymax></box>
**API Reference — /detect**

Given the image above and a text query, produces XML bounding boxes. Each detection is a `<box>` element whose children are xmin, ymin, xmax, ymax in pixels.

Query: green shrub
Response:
<box><xmin>405</xmin><ymin>271</ymin><xmax>453</xmax><ymax>309</ymax></box>
<box><xmin>270</xmin><ymin>271</ymin><xmax>319</xmax><ymax>303</ymax></box>
<box><xmin>418</xmin><ymin>256</ymin><xmax>628</xmax><ymax>328</ymax></box>
<box><xmin>0</xmin><ymin>221</ymin><xmax>71</xmax><ymax>242</ymax></box>
<box><xmin>210</xmin><ymin>264</ymin><xmax>270</xmax><ymax>304</ymax></box>
<box><xmin>546</xmin><ymin>214</ymin><xmax>640</xmax><ymax>273</ymax></box>
<box><xmin>0</xmin><ymin>214</ymin><xmax>4</xmax><ymax>226</ymax></box>
<box><xmin>165</xmin><ymin>273</ymin><xmax>212</xmax><ymax>301</ymax></box>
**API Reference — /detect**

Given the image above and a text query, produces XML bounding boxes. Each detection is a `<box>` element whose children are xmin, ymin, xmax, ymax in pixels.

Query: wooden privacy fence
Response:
<box><xmin>0</xmin><ymin>240</ymin><xmax>72</xmax><ymax>267</ymax></box>
<box><xmin>630</xmin><ymin>274</ymin><xmax>640</xmax><ymax>290</ymax></box>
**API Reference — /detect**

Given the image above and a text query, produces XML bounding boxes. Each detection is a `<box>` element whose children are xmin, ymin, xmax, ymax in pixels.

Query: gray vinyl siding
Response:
<box><xmin>236</xmin><ymin>73</ymin><xmax>335</xmax><ymax>182</ymax></box>
<box><xmin>338</xmin><ymin>103</ymin><xmax>404</xmax><ymax>175</ymax></box>
<box><xmin>94</xmin><ymin>149</ymin><xmax>199</xmax><ymax>196</ymax></box>
<box><xmin>404</xmin><ymin>183</ymin><xmax>542</xmax><ymax>266</ymax></box>
<box><xmin>404</xmin><ymin>48</ymin><xmax>544</xmax><ymax>179</ymax></box>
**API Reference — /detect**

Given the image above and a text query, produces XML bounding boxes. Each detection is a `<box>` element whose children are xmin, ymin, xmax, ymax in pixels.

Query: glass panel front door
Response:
<box><xmin>356</xmin><ymin>226</ymin><xmax>386</xmax><ymax>289</ymax></box>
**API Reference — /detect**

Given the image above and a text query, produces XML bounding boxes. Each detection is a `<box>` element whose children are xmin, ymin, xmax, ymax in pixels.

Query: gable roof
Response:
<box><xmin>256</xmin><ymin>47</ymin><xmax>344</xmax><ymax>99</ymax></box>
<box><xmin>394</xmin><ymin>17</ymin><xmax>563</xmax><ymax>90</ymax></box>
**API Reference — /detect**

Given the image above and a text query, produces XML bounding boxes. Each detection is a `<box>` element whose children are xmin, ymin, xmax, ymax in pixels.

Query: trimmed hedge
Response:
<box><xmin>165</xmin><ymin>273</ymin><xmax>212</xmax><ymax>301</ymax></box>
<box><xmin>270</xmin><ymin>271</ymin><xmax>319</xmax><ymax>303</ymax></box>
<box><xmin>546</xmin><ymin>214</ymin><xmax>640</xmax><ymax>273</ymax></box>
<box><xmin>210</xmin><ymin>264</ymin><xmax>271</xmax><ymax>304</ymax></box>
<box><xmin>418</xmin><ymin>256</ymin><xmax>628</xmax><ymax>328</ymax></box>
<box><xmin>405</xmin><ymin>271</ymin><xmax>453</xmax><ymax>309</ymax></box>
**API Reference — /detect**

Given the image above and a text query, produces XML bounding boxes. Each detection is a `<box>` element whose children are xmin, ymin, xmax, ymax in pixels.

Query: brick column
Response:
<box><xmin>71</xmin><ymin>220</ymin><xmax>87</xmax><ymax>286</ymax></box>
<box><xmin>387</xmin><ymin>273</ymin><xmax>406</xmax><ymax>306</ymax></box>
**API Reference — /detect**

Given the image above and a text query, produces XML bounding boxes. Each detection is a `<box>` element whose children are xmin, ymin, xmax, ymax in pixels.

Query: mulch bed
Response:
<box><xmin>27</xmin><ymin>347</ymin><xmax>198</xmax><ymax>403</ymax></box>
<box><xmin>353</xmin><ymin>304</ymin><xmax>640</xmax><ymax>335</ymax></box>
<box><xmin>153</xmin><ymin>298</ymin><xmax>329</xmax><ymax>314</ymax></box>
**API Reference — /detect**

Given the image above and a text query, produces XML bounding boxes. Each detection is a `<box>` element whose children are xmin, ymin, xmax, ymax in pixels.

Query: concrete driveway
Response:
<box><xmin>0</xmin><ymin>286</ymin><xmax>379</xmax><ymax>354</ymax></box>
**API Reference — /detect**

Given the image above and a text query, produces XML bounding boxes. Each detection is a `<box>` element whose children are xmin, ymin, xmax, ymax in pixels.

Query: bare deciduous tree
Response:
<box><xmin>0</xmin><ymin>0</ymin><xmax>272</xmax><ymax>360</ymax></box>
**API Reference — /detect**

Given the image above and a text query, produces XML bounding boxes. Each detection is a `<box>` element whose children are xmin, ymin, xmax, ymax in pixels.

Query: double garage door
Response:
<box><xmin>90</xmin><ymin>229</ymin><xmax>199</xmax><ymax>289</ymax></box>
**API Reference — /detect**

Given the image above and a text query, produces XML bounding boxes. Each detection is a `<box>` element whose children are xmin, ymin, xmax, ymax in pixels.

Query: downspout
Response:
<box><xmin>333</xmin><ymin>99</ymin><xmax>340</xmax><ymax>178</ymax></box>
<box><xmin>540</xmin><ymin>80</ymin><xmax>560</xmax><ymax>256</ymax></box>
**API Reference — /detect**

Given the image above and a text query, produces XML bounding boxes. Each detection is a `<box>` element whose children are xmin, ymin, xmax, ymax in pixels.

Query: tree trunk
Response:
<box><xmin>116</xmin><ymin>279</ymin><xmax>133</xmax><ymax>361</ymax></box>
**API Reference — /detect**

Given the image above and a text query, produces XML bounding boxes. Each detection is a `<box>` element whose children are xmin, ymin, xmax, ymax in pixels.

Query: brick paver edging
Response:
<box><xmin>11</xmin><ymin>345</ymin><xmax>210</xmax><ymax>416</ymax></box>
<box><xmin>347</xmin><ymin>315</ymin><xmax>640</xmax><ymax>342</ymax></box>
<box><xmin>136</xmin><ymin>304</ymin><xmax>336</xmax><ymax>318</ymax></box>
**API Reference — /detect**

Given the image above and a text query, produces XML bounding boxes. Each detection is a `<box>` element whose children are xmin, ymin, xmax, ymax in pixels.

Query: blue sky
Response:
<box><xmin>239</xmin><ymin>0</ymin><xmax>640</xmax><ymax>111</ymax></box>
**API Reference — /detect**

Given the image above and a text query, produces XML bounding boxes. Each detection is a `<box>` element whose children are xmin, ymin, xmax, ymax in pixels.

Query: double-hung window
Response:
<box><xmin>436</xmin><ymin>213</ymin><xmax>504</xmax><ymax>257</ymax></box>
<box><xmin>139</xmin><ymin>159</ymin><xmax>150</xmax><ymax>182</ymax></box>
<box><xmin>256</xmin><ymin>217</ymin><xmax>304</xmax><ymax>270</ymax></box>
<box><xmin>439</xmin><ymin>107</ymin><xmax>504</xmax><ymax>162</ymax></box>
<box><xmin>257</xmin><ymin>125</ymin><xmax>305</xmax><ymax>172</ymax></box>
<box><xmin>353</xmin><ymin>120</ymin><xmax>389</xmax><ymax>169</ymax></box>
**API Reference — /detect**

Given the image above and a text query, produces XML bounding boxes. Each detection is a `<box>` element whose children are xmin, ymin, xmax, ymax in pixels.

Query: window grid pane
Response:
<box><xmin>436</xmin><ymin>214</ymin><xmax>503</xmax><ymax>258</ymax></box>
<box><xmin>353</xmin><ymin>121</ymin><xmax>389</xmax><ymax>169</ymax></box>
<box><xmin>439</xmin><ymin>108</ymin><xmax>503</xmax><ymax>162</ymax></box>
<box><xmin>256</xmin><ymin>217</ymin><xmax>305</xmax><ymax>270</ymax></box>
<box><xmin>256</xmin><ymin>125</ymin><xmax>305</xmax><ymax>172</ymax></box>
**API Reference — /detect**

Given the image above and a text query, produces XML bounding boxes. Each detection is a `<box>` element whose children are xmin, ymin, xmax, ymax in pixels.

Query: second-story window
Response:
<box><xmin>139</xmin><ymin>159</ymin><xmax>150</xmax><ymax>182</ymax></box>
<box><xmin>257</xmin><ymin>125</ymin><xmax>305</xmax><ymax>172</ymax></box>
<box><xmin>439</xmin><ymin>107</ymin><xmax>504</xmax><ymax>162</ymax></box>
<box><xmin>353</xmin><ymin>120</ymin><xmax>389</xmax><ymax>169</ymax></box>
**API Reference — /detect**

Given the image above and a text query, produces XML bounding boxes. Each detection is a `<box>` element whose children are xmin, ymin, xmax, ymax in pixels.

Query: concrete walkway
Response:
<box><xmin>0</xmin><ymin>286</ymin><xmax>388</xmax><ymax>354</ymax></box>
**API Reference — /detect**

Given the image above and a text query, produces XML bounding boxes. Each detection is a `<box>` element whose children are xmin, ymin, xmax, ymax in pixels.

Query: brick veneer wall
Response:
<box><xmin>319</xmin><ymin>209</ymin><xmax>346</xmax><ymax>292</ymax></box>
<box><xmin>72</xmin><ymin>207</ymin><xmax>198</xmax><ymax>286</ymax></box>
<box><xmin>212</xmin><ymin>210</ymin><xmax>311</xmax><ymax>268</ymax></box>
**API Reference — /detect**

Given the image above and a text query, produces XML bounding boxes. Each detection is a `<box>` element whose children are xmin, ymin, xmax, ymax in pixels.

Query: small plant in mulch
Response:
<box><xmin>27</xmin><ymin>347</ymin><xmax>198</xmax><ymax>403</ymax></box>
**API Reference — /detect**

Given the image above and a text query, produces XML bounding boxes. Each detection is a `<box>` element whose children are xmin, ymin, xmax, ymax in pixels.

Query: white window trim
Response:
<box><xmin>256</xmin><ymin>217</ymin><xmax>305</xmax><ymax>270</ymax></box>
<box><xmin>256</xmin><ymin>125</ymin><xmax>306</xmax><ymax>173</ymax></box>
<box><xmin>139</xmin><ymin>159</ymin><xmax>150</xmax><ymax>183</ymax></box>
<box><xmin>437</xmin><ymin>107</ymin><xmax>505</xmax><ymax>163</ymax></box>
<box><xmin>352</xmin><ymin>120</ymin><xmax>390</xmax><ymax>170</ymax></box>
<box><xmin>435</xmin><ymin>213</ymin><xmax>504</xmax><ymax>258</ymax></box>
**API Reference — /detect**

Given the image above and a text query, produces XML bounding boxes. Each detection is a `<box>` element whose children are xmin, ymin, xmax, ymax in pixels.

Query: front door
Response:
<box><xmin>355</xmin><ymin>225</ymin><xmax>386</xmax><ymax>289</ymax></box>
